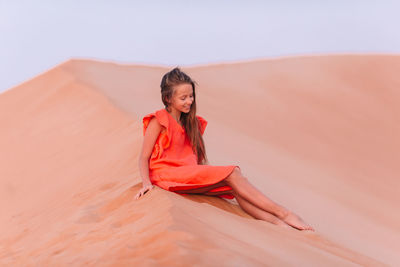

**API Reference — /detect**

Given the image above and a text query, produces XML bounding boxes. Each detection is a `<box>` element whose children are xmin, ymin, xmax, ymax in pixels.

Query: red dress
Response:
<box><xmin>142</xmin><ymin>108</ymin><xmax>240</xmax><ymax>199</ymax></box>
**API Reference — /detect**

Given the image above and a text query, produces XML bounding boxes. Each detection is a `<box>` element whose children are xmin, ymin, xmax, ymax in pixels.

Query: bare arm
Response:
<box><xmin>135</xmin><ymin>117</ymin><xmax>163</xmax><ymax>200</ymax></box>
<box><xmin>138</xmin><ymin>117</ymin><xmax>162</xmax><ymax>186</ymax></box>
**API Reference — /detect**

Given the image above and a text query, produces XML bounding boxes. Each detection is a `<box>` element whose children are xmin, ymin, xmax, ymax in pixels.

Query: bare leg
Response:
<box><xmin>226</xmin><ymin>167</ymin><xmax>314</xmax><ymax>231</ymax></box>
<box><xmin>233</xmin><ymin>192</ymin><xmax>291</xmax><ymax>228</ymax></box>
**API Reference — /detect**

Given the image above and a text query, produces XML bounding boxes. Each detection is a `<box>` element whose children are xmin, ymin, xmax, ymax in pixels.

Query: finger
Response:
<box><xmin>135</xmin><ymin>188</ymin><xmax>150</xmax><ymax>200</ymax></box>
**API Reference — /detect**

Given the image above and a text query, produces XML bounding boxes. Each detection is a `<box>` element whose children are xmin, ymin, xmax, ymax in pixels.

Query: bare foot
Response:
<box><xmin>273</xmin><ymin>219</ymin><xmax>292</xmax><ymax>229</ymax></box>
<box><xmin>279</xmin><ymin>210</ymin><xmax>315</xmax><ymax>231</ymax></box>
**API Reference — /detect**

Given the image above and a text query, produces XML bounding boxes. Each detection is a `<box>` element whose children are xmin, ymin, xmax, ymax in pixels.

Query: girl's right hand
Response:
<box><xmin>134</xmin><ymin>184</ymin><xmax>154</xmax><ymax>200</ymax></box>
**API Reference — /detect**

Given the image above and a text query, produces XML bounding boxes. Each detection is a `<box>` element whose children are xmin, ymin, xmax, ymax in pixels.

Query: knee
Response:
<box><xmin>226</xmin><ymin>166</ymin><xmax>245</xmax><ymax>183</ymax></box>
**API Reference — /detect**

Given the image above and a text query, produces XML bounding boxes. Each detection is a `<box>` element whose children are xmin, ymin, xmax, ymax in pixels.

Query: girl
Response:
<box><xmin>135</xmin><ymin>67</ymin><xmax>314</xmax><ymax>231</ymax></box>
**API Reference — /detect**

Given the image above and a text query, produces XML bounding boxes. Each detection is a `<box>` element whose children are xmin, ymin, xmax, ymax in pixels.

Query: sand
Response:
<box><xmin>0</xmin><ymin>54</ymin><xmax>399</xmax><ymax>266</ymax></box>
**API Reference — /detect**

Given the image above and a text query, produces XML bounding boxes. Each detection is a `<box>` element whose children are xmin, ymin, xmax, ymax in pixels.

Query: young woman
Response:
<box><xmin>135</xmin><ymin>67</ymin><xmax>314</xmax><ymax>231</ymax></box>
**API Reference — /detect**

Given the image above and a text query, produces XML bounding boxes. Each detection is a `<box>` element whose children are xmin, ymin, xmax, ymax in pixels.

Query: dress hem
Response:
<box><xmin>152</xmin><ymin>165</ymin><xmax>240</xmax><ymax>200</ymax></box>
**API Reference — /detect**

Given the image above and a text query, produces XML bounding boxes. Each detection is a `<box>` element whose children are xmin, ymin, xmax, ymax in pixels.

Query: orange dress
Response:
<box><xmin>142</xmin><ymin>108</ymin><xmax>240</xmax><ymax>199</ymax></box>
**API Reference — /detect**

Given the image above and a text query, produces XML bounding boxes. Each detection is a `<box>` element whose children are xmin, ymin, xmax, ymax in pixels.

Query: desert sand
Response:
<box><xmin>0</xmin><ymin>54</ymin><xmax>399</xmax><ymax>266</ymax></box>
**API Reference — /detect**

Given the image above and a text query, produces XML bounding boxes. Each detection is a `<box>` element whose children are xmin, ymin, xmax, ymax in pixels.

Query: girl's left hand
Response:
<box><xmin>134</xmin><ymin>184</ymin><xmax>154</xmax><ymax>200</ymax></box>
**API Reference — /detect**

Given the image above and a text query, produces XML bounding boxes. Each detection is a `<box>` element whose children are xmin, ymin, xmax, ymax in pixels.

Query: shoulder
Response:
<box><xmin>143</xmin><ymin>108</ymin><xmax>164</xmax><ymax>118</ymax></box>
<box><xmin>143</xmin><ymin>109</ymin><xmax>168</xmax><ymax>124</ymax></box>
<box><xmin>196</xmin><ymin>114</ymin><xmax>207</xmax><ymax>124</ymax></box>
<box><xmin>196</xmin><ymin>114</ymin><xmax>208</xmax><ymax>134</ymax></box>
<box><xmin>142</xmin><ymin>109</ymin><xmax>169</xmax><ymax>135</ymax></box>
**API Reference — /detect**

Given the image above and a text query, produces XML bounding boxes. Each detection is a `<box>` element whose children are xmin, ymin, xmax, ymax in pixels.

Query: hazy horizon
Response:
<box><xmin>1</xmin><ymin>0</ymin><xmax>400</xmax><ymax>93</ymax></box>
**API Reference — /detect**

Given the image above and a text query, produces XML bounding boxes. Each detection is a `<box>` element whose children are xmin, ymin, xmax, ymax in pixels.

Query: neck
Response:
<box><xmin>167</xmin><ymin>108</ymin><xmax>181</xmax><ymax>122</ymax></box>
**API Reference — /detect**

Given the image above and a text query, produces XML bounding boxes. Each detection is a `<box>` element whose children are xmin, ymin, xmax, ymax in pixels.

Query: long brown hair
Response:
<box><xmin>160</xmin><ymin>67</ymin><xmax>208</xmax><ymax>165</ymax></box>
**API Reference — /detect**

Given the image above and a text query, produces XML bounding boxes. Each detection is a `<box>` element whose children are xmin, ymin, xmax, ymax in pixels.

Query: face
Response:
<box><xmin>169</xmin><ymin>83</ymin><xmax>194</xmax><ymax>113</ymax></box>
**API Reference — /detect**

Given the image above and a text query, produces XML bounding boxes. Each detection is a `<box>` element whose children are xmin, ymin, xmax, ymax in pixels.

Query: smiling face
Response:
<box><xmin>169</xmin><ymin>83</ymin><xmax>194</xmax><ymax>113</ymax></box>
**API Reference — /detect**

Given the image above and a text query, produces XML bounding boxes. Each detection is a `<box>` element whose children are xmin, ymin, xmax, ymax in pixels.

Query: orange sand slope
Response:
<box><xmin>1</xmin><ymin>54</ymin><xmax>399</xmax><ymax>266</ymax></box>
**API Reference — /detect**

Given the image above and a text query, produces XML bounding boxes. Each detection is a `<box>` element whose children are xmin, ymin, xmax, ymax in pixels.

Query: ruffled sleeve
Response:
<box><xmin>196</xmin><ymin>115</ymin><xmax>208</xmax><ymax>135</ymax></box>
<box><xmin>142</xmin><ymin>109</ymin><xmax>171</xmax><ymax>159</ymax></box>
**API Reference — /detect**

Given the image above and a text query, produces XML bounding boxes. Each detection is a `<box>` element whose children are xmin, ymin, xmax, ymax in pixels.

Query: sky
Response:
<box><xmin>1</xmin><ymin>0</ymin><xmax>400</xmax><ymax>93</ymax></box>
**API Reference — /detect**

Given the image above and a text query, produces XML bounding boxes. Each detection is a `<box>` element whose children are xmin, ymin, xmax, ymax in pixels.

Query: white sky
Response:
<box><xmin>1</xmin><ymin>0</ymin><xmax>400</xmax><ymax>93</ymax></box>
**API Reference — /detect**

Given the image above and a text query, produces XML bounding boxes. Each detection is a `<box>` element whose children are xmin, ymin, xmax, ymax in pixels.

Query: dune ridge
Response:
<box><xmin>1</xmin><ymin>54</ymin><xmax>399</xmax><ymax>265</ymax></box>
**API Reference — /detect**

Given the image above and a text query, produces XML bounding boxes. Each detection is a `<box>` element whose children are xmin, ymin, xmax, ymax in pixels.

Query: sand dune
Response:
<box><xmin>1</xmin><ymin>54</ymin><xmax>399</xmax><ymax>266</ymax></box>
